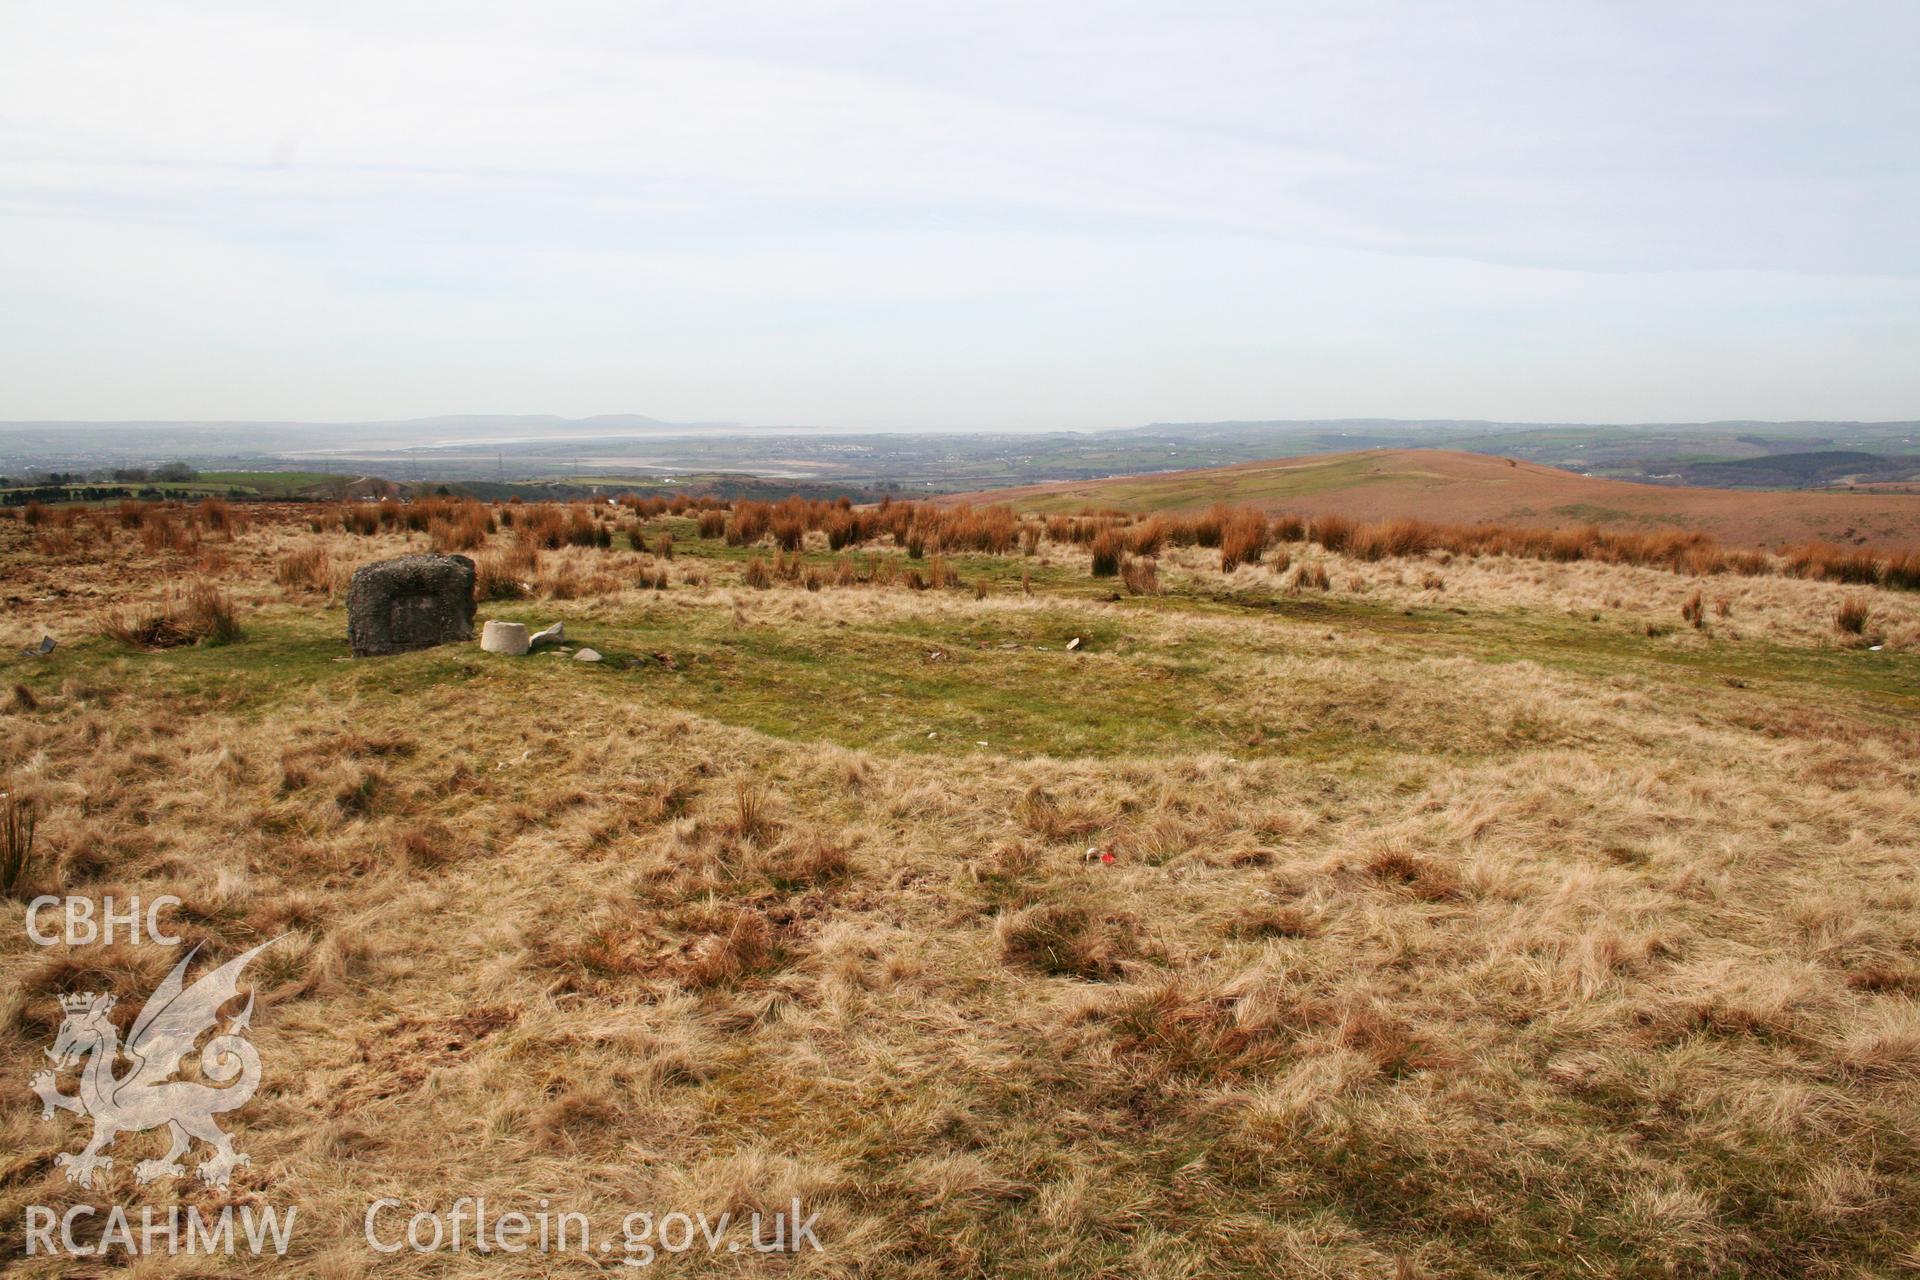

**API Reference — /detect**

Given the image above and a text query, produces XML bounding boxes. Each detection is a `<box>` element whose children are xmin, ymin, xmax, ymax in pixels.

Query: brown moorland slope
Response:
<box><xmin>4</xmin><ymin>497</ymin><xmax>1920</xmax><ymax>1275</ymax></box>
<box><xmin>950</xmin><ymin>448</ymin><xmax>1920</xmax><ymax>550</ymax></box>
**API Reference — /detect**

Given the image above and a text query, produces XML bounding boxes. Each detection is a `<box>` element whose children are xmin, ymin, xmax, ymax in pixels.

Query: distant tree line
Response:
<box><xmin>4</xmin><ymin>484</ymin><xmax>174</xmax><ymax>506</ymax></box>
<box><xmin>0</xmin><ymin>461</ymin><xmax>212</xmax><ymax>506</ymax></box>
<box><xmin>1</xmin><ymin>461</ymin><xmax>201</xmax><ymax>494</ymax></box>
<box><xmin>110</xmin><ymin>462</ymin><xmax>201</xmax><ymax>483</ymax></box>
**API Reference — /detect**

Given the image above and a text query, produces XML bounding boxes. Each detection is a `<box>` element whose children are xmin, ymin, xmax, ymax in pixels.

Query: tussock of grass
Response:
<box><xmin>0</xmin><ymin>787</ymin><xmax>37</xmax><ymax>896</ymax></box>
<box><xmin>99</xmin><ymin>580</ymin><xmax>243</xmax><ymax>649</ymax></box>
<box><xmin>998</xmin><ymin>899</ymin><xmax>1136</xmax><ymax>979</ymax></box>
<box><xmin>760</xmin><ymin>834</ymin><xmax>850</xmax><ymax>891</ymax></box>
<box><xmin>274</xmin><ymin>544</ymin><xmax>332</xmax><ymax>592</ymax></box>
<box><xmin>395</xmin><ymin>818</ymin><xmax>455</xmax><ymax>867</ymax></box>
<box><xmin>673</xmin><ymin>906</ymin><xmax>782</xmax><ymax>988</ymax></box>
<box><xmin>1120</xmin><ymin>555</ymin><xmax>1160</xmax><ymax>595</ymax></box>
<box><xmin>1290</xmin><ymin>561</ymin><xmax>1332</xmax><ymax>592</ymax></box>
<box><xmin>1360</xmin><ymin>849</ymin><xmax>1462</xmax><ymax>901</ymax></box>
<box><xmin>726</xmin><ymin>776</ymin><xmax>778</xmax><ymax>844</ymax></box>
<box><xmin>1226</xmin><ymin>902</ymin><xmax>1319</xmax><ymax>939</ymax></box>
<box><xmin>1104</xmin><ymin>979</ymin><xmax>1292</xmax><ymax>1082</ymax></box>
<box><xmin>475</xmin><ymin>540</ymin><xmax>538</xmax><ymax>598</ymax></box>
<box><xmin>1218</xmin><ymin>509</ymin><xmax>1268</xmax><ymax>572</ymax></box>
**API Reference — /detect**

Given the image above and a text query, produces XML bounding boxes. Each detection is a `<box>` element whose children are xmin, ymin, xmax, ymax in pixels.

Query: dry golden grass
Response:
<box><xmin>1152</xmin><ymin>542</ymin><xmax>1920</xmax><ymax>653</ymax></box>
<box><xmin>273</xmin><ymin>544</ymin><xmax>333</xmax><ymax>593</ymax></box>
<box><xmin>0</xmin><ymin>789</ymin><xmax>37</xmax><ymax>897</ymax></box>
<box><xmin>950</xmin><ymin>447</ymin><xmax>1920</xmax><ymax>551</ymax></box>
<box><xmin>98</xmin><ymin>580</ymin><xmax>244</xmax><ymax>649</ymax></box>
<box><xmin>4</xmin><ymin>499</ymin><xmax>1920</xmax><ymax>1275</ymax></box>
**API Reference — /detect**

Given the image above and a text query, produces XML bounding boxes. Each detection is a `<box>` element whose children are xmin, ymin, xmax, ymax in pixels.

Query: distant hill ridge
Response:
<box><xmin>1664</xmin><ymin>451</ymin><xmax>1920</xmax><ymax>489</ymax></box>
<box><xmin>949</xmin><ymin>448</ymin><xmax>1920</xmax><ymax>551</ymax></box>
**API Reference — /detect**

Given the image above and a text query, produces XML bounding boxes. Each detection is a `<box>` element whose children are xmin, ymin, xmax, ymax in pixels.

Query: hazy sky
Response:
<box><xmin>2</xmin><ymin>1</ymin><xmax>1916</xmax><ymax>427</ymax></box>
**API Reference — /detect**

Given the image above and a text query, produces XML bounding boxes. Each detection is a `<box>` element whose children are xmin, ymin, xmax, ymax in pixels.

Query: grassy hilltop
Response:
<box><xmin>953</xmin><ymin>448</ymin><xmax>1920</xmax><ymax>551</ymax></box>
<box><xmin>3</xmin><ymin>495</ymin><xmax>1920</xmax><ymax>1276</ymax></box>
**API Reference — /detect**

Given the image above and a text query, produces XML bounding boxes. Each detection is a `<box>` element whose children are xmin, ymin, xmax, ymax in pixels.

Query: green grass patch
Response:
<box><xmin>198</xmin><ymin>470</ymin><xmax>352</xmax><ymax>496</ymax></box>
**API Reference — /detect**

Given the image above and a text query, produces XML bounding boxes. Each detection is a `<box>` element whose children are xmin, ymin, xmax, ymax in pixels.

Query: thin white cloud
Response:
<box><xmin>1</xmin><ymin>1</ymin><xmax>1916</xmax><ymax>423</ymax></box>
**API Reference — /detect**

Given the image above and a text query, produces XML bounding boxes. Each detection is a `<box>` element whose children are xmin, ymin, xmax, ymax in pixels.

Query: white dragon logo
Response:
<box><xmin>30</xmin><ymin>939</ymin><xmax>276</xmax><ymax>1189</ymax></box>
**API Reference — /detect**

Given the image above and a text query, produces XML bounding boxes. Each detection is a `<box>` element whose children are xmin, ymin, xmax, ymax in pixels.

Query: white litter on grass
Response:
<box><xmin>1066</xmin><ymin>637</ymin><xmax>1082</xmax><ymax>651</ymax></box>
<box><xmin>1869</xmin><ymin>644</ymin><xmax>1885</xmax><ymax>651</ymax></box>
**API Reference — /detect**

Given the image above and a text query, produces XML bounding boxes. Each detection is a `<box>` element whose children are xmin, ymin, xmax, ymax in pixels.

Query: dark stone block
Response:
<box><xmin>346</xmin><ymin>553</ymin><xmax>476</xmax><ymax>657</ymax></box>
